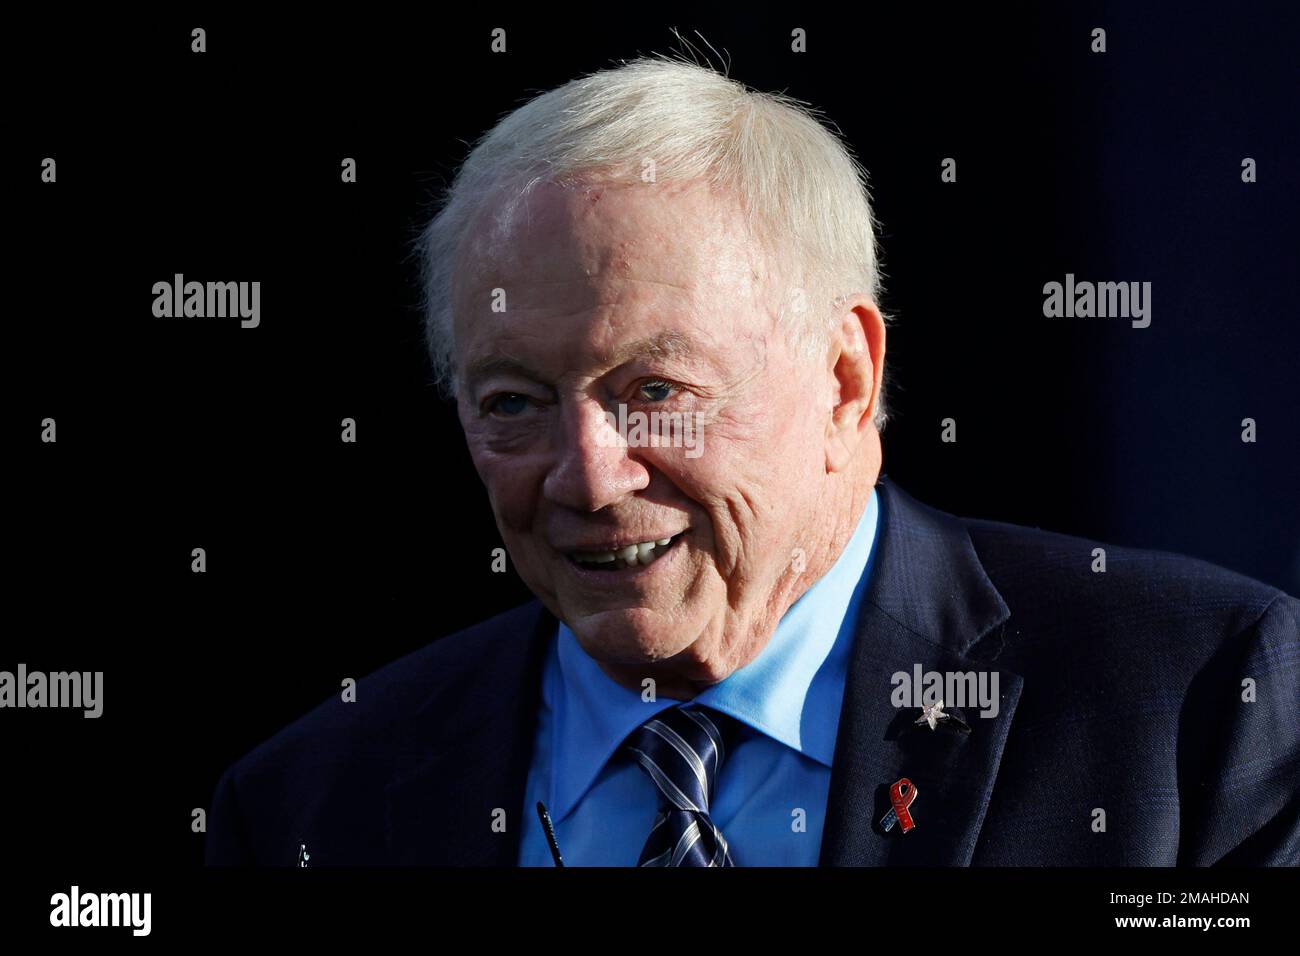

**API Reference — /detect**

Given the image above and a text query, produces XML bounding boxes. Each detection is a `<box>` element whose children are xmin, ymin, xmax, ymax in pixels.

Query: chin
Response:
<box><xmin>569</xmin><ymin>605</ymin><xmax>698</xmax><ymax>666</ymax></box>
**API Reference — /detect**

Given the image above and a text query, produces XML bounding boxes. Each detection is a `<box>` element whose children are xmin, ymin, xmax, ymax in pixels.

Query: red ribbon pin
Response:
<box><xmin>885</xmin><ymin>777</ymin><xmax>919</xmax><ymax>833</ymax></box>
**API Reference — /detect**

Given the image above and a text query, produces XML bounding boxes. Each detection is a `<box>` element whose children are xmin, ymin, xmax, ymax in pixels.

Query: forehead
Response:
<box><xmin>455</xmin><ymin>177</ymin><xmax>773</xmax><ymax>304</ymax></box>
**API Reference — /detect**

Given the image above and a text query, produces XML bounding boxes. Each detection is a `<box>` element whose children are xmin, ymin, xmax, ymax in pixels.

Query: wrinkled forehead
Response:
<box><xmin>453</xmin><ymin>177</ymin><xmax>779</xmax><ymax>306</ymax></box>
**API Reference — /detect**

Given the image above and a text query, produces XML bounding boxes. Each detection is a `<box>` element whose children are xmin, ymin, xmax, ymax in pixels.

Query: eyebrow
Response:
<box><xmin>601</xmin><ymin>330</ymin><xmax>698</xmax><ymax>366</ymax></box>
<box><xmin>462</xmin><ymin>355</ymin><xmax>545</xmax><ymax>390</ymax></box>
<box><xmin>462</xmin><ymin>331</ymin><xmax>699</xmax><ymax>390</ymax></box>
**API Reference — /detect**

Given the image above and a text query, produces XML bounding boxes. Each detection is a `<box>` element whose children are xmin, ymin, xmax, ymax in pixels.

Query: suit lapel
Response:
<box><xmin>820</xmin><ymin>477</ymin><xmax>1023</xmax><ymax>865</ymax></box>
<box><xmin>385</xmin><ymin>601</ymin><xmax>554</xmax><ymax>864</ymax></box>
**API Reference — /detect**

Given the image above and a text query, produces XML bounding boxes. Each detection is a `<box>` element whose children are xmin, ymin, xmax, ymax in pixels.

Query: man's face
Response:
<box><xmin>453</xmin><ymin>178</ymin><xmax>835</xmax><ymax>687</ymax></box>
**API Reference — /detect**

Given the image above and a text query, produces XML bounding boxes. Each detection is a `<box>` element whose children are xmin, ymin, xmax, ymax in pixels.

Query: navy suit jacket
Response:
<box><xmin>205</xmin><ymin>478</ymin><xmax>1299</xmax><ymax>866</ymax></box>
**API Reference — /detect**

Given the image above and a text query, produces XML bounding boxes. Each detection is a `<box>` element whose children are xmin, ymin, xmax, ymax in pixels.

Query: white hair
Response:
<box><xmin>417</xmin><ymin>55</ymin><xmax>890</xmax><ymax>428</ymax></box>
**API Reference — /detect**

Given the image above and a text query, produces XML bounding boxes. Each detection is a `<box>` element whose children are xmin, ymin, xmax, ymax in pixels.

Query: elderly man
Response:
<box><xmin>206</xmin><ymin>59</ymin><xmax>1299</xmax><ymax>867</ymax></box>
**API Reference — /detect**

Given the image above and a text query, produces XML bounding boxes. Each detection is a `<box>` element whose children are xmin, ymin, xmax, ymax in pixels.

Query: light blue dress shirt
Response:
<box><xmin>518</xmin><ymin>487</ymin><xmax>881</xmax><ymax>866</ymax></box>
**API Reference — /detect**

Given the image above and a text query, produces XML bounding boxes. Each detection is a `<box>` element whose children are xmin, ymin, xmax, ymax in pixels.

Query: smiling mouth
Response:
<box><xmin>566</xmin><ymin>532</ymin><xmax>687</xmax><ymax>571</ymax></box>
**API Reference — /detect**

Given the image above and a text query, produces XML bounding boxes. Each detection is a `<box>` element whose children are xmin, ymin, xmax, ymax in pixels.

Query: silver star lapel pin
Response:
<box><xmin>915</xmin><ymin>698</ymin><xmax>947</xmax><ymax>730</ymax></box>
<box><xmin>913</xmin><ymin>698</ymin><xmax>972</xmax><ymax>734</ymax></box>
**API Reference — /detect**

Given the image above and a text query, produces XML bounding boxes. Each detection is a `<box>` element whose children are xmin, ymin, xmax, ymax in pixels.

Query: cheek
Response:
<box><xmin>693</xmin><ymin>396</ymin><xmax>819</xmax><ymax>489</ymax></box>
<box><xmin>672</xmin><ymin>407</ymin><xmax>824</xmax><ymax>545</ymax></box>
<box><xmin>466</xmin><ymin>441</ymin><xmax>546</xmax><ymax>534</ymax></box>
<box><xmin>487</xmin><ymin>470</ymin><xmax>543</xmax><ymax>534</ymax></box>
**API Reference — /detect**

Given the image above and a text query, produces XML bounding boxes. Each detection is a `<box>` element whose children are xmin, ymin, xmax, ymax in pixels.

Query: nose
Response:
<box><xmin>543</xmin><ymin>400</ymin><xmax>650</xmax><ymax>511</ymax></box>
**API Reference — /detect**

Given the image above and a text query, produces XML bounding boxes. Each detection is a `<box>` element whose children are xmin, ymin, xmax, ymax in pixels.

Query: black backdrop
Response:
<box><xmin>9</xmin><ymin>3</ymin><xmax>1298</xmax><ymax>879</ymax></box>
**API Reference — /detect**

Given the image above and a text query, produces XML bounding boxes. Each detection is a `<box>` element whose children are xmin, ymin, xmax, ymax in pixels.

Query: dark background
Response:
<box><xmin>8</xmin><ymin>2</ymin><xmax>1298</xmax><ymax>877</ymax></box>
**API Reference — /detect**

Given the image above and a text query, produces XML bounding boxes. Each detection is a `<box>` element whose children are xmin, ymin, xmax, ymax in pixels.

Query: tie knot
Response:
<box><xmin>623</xmin><ymin>705</ymin><xmax>738</xmax><ymax>814</ymax></box>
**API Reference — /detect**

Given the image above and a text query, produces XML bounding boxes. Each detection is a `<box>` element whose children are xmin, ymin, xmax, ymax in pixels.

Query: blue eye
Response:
<box><xmin>639</xmin><ymin>380</ymin><xmax>675</xmax><ymax>402</ymax></box>
<box><xmin>488</xmin><ymin>393</ymin><xmax>531</xmax><ymax>416</ymax></box>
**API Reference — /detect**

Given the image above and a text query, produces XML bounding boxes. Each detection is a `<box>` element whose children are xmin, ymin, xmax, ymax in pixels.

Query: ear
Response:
<box><xmin>824</xmin><ymin>296</ymin><xmax>886</xmax><ymax>473</ymax></box>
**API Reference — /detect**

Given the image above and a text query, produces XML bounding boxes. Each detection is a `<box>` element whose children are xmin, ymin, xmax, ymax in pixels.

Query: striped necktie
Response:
<box><xmin>622</xmin><ymin>705</ymin><xmax>740</xmax><ymax>867</ymax></box>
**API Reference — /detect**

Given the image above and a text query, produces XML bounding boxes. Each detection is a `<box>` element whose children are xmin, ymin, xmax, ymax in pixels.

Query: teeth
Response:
<box><xmin>573</xmin><ymin>534</ymin><xmax>679</xmax><ymax>569</ymax></box>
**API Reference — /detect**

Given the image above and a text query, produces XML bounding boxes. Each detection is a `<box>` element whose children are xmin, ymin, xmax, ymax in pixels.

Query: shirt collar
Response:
<box><xmin>546</xmin><ymin>487</ymin><xmax>881</xmax><ymax>822</ymax></box>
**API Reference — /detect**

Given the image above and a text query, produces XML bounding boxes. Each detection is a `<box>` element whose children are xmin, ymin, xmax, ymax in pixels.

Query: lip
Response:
<box><xmin>560</xmin><ymin>531</ymin><xmax>688</xmax><ymax>580</ymax></box>
<box><xmin>558</xmin><ymin>531</ymin><xmax>688</xmax><ymax>554</ymax></box>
